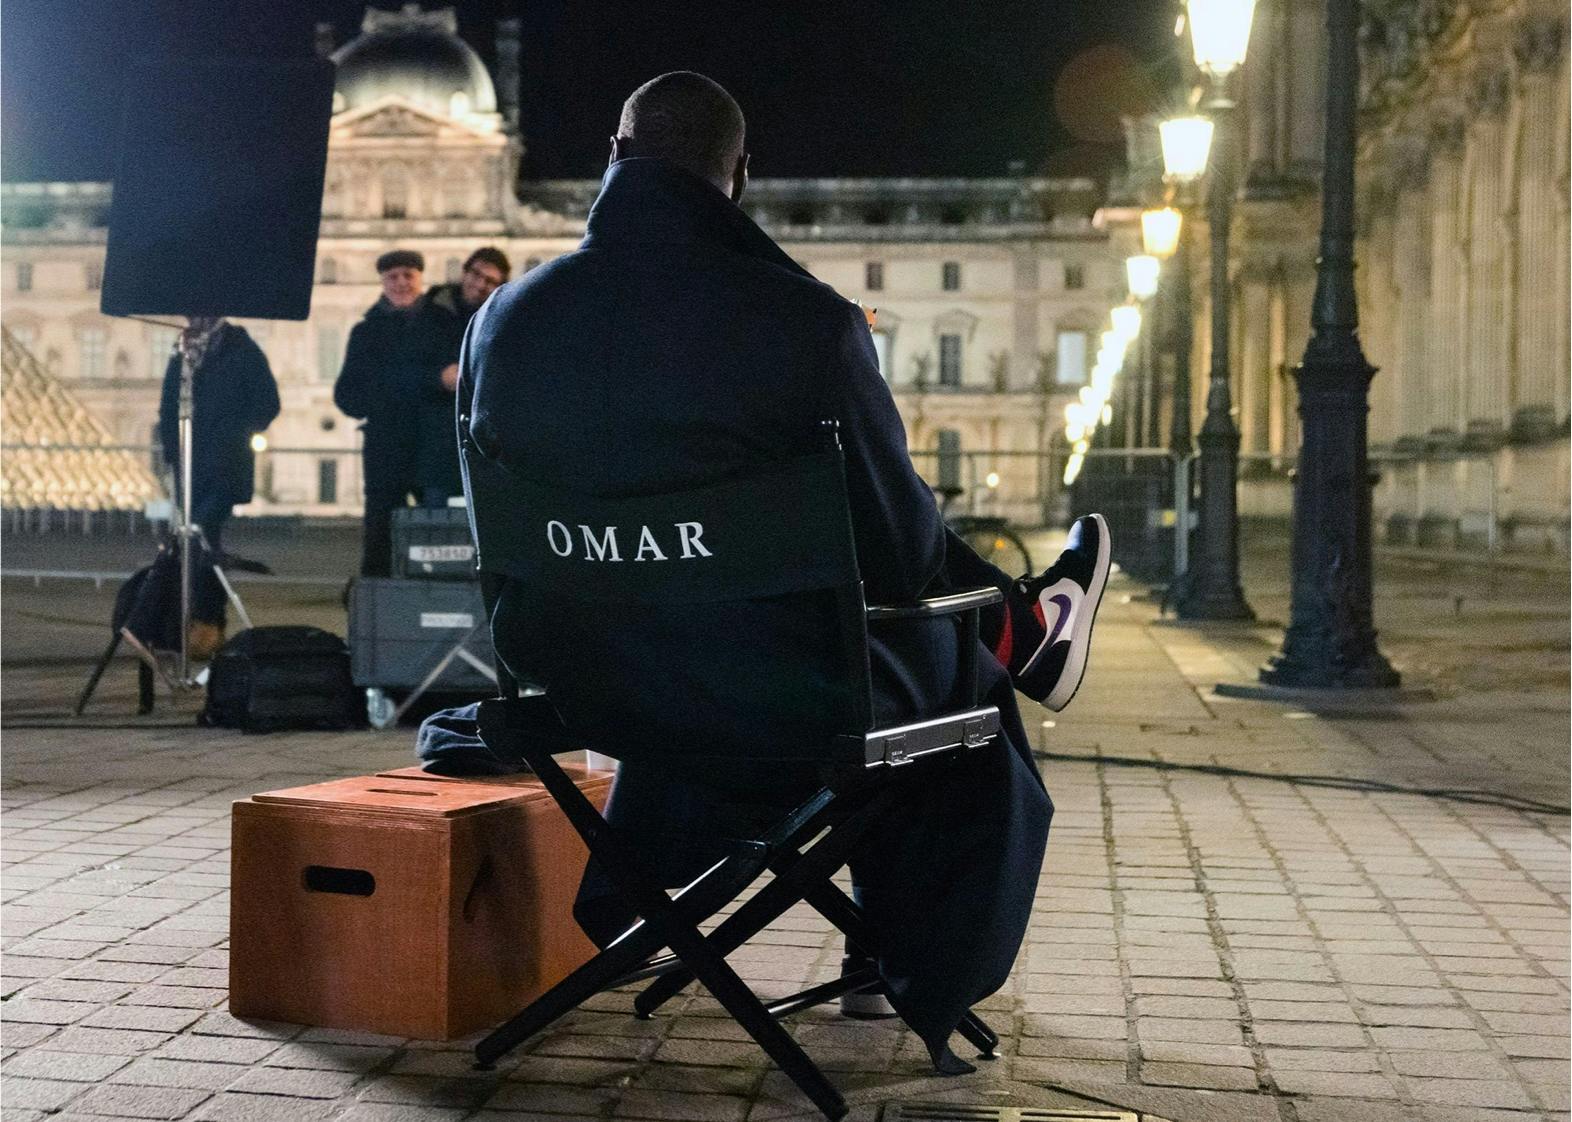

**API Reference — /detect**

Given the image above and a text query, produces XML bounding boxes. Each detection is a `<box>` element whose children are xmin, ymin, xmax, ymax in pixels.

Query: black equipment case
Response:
<box><xmin>390</xmin><ymin>507</ymin><xmax>476</xmax><ymax>580</ymax></box>
<box><xmin>200</xmin><ymin>626</ymin><xmax>361</xmax><ymax>732</ymax></box>
<box><xmin>348</xmin><ymin>578</ymin><xmax>494</xmax><ymax>692</ymax></box>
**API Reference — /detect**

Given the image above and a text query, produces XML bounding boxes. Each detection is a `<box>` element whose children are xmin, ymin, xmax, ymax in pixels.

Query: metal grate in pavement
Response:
<box><xmin>881</xmin><ymin>1106</ymin><xmax>1139</xmax><ymax>1122</ymax></box>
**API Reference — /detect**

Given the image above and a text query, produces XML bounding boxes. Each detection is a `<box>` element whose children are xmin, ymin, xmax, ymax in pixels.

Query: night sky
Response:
<box><xmin>2</xmin><ymin>0</ymin><xmax>1177</xmax><ymax>184</ymax></box>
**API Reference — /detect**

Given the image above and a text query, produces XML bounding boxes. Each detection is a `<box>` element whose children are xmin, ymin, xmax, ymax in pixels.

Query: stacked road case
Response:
<box><xmin>349</xmin><ymin>505</ymin><xmax>496</xmax><ymax>727</ymax></box>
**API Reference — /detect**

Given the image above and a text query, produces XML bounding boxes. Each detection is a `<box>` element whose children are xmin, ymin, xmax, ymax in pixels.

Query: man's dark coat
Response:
<box><xmin>459</xmin><ymin>158</ymin><xmax>1051</xmax><ymax>1067</ymax></box>
<box><xmin>414</xmin><ymin>283</ymin><xmax>475</xmax><ymax>498</ymax></box>
<box><xmin>334</xmin><ymin>296</ymin><xmax>448</xmax><ymax>498</ymax></box>
<box><xmin>158</xmin><ymin>323</ymin><xmax>280</xmax><ymax>508</ymax></box>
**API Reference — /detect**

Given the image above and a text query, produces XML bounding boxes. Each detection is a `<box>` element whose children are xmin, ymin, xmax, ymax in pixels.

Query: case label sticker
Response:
<box><xmin>409</xmin><ymin>544</ymin><xmax>474</xmax><ymax>563</ymax></box>
<box><xmin>419</xmin><ymin>612</ymin><xmax>475</xmax><ymax>629</ymax></box>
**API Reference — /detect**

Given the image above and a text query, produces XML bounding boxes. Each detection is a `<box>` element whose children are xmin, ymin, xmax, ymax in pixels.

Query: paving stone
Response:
<box><xmin>1139</xmin><ymin>1040</ymin><xmax>1255</xmax><ymax>1067</ymax></box>
<box><xmin>63</xmin><ymin>1082</ymin><xmax>213</xmax><ymax>1119</ymax></box>
<box><xmin>1251</xmin><ymin>1022</ymin><xmax>1367</xmax><ymax>1048</ymax></box>
<box><xmin>1271</xmin><ymin>1070</ymin><xmax>1399</xmax><ymax>1098</ymax></box>
<box><xmin>79</xmin><ymin>1004</ymin><xmax>203</xmax><ymax>1032</ymax></box>
<box><xmin>109</xmin><ymin>1055</ymin><xmax>245</xmax><ymax>1090</ymax></box>
<box><xmin>227</xmin><ymin>1064</ymin><xmax>362</xmax><ymax>1098</ymax></box>
<box><xmin>2</xmin><ymin>1047</ymin><xmax>134</xmax><ymax>1081</ymax></box>
<box><xmin>190</xmin><ymin>1091</ymin><xmax>339</xmax><ymax>1121</ymax></box>
<box><xmin>0</xmin><ymin>1076</ymin><xmax>89</xmax><ymax>1110</ymax></box>
<box><xmin>614</xmin><ymin>1087</ymin><xmax>750</xmax><ymax>1120</ymax></box>
<box><xmin>1405</xmin><ymin>1076</ymin><xmax>1538</xmax><ymax>1109</ymax></box>
<box><xmin>1139</xmin><ymin>1061</ymin><xmax>1260</xmax><ymax>1091</ymax></box>
<box><xmin>1261</xmin><ymin>1048</ymin><xmax>1379</xmax><ymax>1073</ymax></box>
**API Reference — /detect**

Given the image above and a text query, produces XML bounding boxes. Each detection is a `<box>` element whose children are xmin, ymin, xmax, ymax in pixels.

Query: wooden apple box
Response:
<box><xmin>229</xmin><ymin>765</ymin><xmax>612</xmax><ymax>1040</ymax></box>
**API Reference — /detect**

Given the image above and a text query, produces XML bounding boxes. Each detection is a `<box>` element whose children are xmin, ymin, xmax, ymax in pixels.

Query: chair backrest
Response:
<box><xmin>461</xmin><ymin>429</ymin><xmax>877</xmax><ymax>743</ymax></box>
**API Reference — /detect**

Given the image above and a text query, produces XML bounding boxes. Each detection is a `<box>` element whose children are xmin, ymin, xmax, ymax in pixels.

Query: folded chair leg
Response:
<box><xmin>633</xmin><ymin>790</ymin><xmax>889</xmax><ymax>1019</ymax></box>
<box><xmin>799</xmin><ymin>878</ymin><xmax>998</xmax><ymax>1060</ymax></box>
<box><xmin>656</xmin><ymin>916</ymin><xmax>847</xmax><ymax>1121</ymax></box>
<box><xmin>475</xmin><ymin>922</ymin><xmax>666</xmax><ymax>1069</ymax></box>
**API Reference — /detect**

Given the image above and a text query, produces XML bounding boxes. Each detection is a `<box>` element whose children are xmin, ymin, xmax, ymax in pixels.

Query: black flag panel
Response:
<box><xmin>101</xmin><ymin>56</ymin><xmax>333</xmax><ymax>321</ymax></box>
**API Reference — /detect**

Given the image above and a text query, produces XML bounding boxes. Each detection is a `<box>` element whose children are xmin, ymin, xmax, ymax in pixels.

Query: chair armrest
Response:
<box><xmin>865</xmin><ymin>586</ymin><xmax>1003</xmax><ymax>623</ymax></box>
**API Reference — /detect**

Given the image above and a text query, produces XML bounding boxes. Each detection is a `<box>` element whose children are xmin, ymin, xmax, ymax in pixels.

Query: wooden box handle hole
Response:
<box><xmin>303</xmin><ymin>866</ymin><xmax>376</xmax><ymax>896</ymax></box>
<box><xmin>366</xmin><ymin>787</ymin><xmax>437</xmax><ymax>797</ymax></box>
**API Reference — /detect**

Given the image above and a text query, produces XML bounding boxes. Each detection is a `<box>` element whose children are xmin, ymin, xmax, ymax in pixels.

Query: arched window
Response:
<box><xmin>449</xmin><ymin>90</ymin><xmax>471</xmax><ymax>118</ymax></box>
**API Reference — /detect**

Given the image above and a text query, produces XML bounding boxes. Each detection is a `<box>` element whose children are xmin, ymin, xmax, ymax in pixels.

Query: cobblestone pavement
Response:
<box><xmin>2</xmin><ymin>543</ymin><xmax>1567</xmax><ymax>1122</ymax></box>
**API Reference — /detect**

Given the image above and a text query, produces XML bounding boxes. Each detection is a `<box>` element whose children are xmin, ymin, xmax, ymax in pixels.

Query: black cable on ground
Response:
<box><xmin>1032</xmin><ymin>750</ymin><xmax>1570</xmax><ymax>816</ymax></box>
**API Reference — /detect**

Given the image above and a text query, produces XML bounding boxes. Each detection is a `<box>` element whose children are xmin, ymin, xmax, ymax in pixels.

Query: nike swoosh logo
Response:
<box><xmin>1044</xmin><ymin>591</ymin><xmax>1077</xmax><ymax>645</ymax></box>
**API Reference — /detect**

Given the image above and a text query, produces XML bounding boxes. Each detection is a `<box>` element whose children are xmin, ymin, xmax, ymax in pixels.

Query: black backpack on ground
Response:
<box><xmin>200</xmin><ymin>626</ymin><xmax>363</xmax><ymax>733</ymax></box>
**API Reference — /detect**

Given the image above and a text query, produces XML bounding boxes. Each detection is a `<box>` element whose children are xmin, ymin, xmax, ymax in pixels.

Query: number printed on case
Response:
<box><xmin>409</xmin><ymin>545</ymin><xmax>474</xmax><ymax>563</ymax></box>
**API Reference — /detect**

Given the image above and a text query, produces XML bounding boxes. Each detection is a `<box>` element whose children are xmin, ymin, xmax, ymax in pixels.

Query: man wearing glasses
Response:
<box><xmin>417</xmin><ymin>247</ymin><xmax>512</xmax><ymax>506</ymax></box>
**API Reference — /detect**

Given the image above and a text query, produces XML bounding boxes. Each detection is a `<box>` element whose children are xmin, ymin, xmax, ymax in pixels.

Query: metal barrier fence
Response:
<box><xmin>3</xmin><ymin>441</ymin><xmax>1563</xmax><ymax>563</ymax></box>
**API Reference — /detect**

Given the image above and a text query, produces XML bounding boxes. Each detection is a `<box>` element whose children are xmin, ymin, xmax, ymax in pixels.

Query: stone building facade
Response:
<box><xmin>1198</xmin><ymin>0</ymin><xmax>1569</xmax><ymax>549</ymax></box>
<box><xmin>1</xmin><ymin>4</ymin><xmax>1121</xmax><ymax>526</ymax></box>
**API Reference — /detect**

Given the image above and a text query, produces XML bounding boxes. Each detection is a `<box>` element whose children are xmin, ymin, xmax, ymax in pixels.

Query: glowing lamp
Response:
<box><xmin>985</xmin><ymin>471</ymin><xmax>1001</xmax><ymax>489</ymax></box>
<box><xmin>1187</xmin><ymin>0</ymin><xmax>1259</xmax><ymax>77</ymax></box>
<box><xmin>1159</xmin><ymin>116</ymin><xmax>1215</xmax><ymax>183</ymax></box>
<box><xmin>250</xmin><ymin>434</ymin><xmax>269</xmax><ymax>453</ymax></box>
<box><xmin>1110</xmin><ymin>304</ymin><xmax>1143</xmax><ymax>340</ymax></box>
<box><xmin>1141</xmin><ymin>207</ymin><xmax>1183</xmax><ymax>259</ymax></box>
<box><xmin>1126</xmin><ymin>255</ymin><xmax>1161</xmax><ymax>300</ymax></box>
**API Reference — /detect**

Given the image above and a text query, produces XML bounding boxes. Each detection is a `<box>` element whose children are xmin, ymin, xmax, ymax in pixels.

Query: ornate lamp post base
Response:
<box><xmin>1260</xmin><ymin>0</ymin><xmax>1397</xmax><ymax>690</ymax></box>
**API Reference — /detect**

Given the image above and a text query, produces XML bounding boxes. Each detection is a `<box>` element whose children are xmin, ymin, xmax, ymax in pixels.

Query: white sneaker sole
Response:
<box><xmin>1043</xmin><ymin>513</ymin><xmax>1111</xmax><ymax>712</ymax></box>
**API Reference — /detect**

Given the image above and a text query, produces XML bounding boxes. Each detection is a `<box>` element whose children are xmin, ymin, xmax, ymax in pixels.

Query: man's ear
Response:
<box><xmin>609</xmin><ymin>135</ymin><xmax>624</xmax><ymax>166</ymax></box>
<box><xmin>730</xmin><ymin>152</ymin><xmax>750</xmax><ymax>204</ymax></box>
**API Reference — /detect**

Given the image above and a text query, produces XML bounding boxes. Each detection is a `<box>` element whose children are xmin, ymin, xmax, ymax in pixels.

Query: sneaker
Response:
<box><xmin>838</xmin><ymin>954</ymin><xmax>896</xmax><ymax>1019</ymax></box>
<box><xmin>1007</xmin><ymin>513</ymin><xmax>1110</xmax><ymax>711</ymax></box>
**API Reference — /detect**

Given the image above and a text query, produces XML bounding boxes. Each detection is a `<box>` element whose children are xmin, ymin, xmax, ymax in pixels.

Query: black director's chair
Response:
<box><xmin>462</xmin><ymin>423</ymin><xmax>1005</xmax><ymax>1121</ymax></box>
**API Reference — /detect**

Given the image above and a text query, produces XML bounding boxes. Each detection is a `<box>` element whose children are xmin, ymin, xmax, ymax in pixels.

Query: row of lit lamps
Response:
<box><xmin>1059</xmin><ymin>0</ymin><xmax>1254</xmax><ymax>487</ymax></box>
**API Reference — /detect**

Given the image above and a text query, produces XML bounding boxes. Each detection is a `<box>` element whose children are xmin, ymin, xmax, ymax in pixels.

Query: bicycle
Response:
<box><xmin>934</xmin><ymin>485</ymin><xmax>1034</xmax><ymax>577</ymax></box>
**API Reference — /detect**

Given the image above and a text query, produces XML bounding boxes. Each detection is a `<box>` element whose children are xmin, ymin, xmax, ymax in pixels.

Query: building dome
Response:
<box><xmin>331</xmin><ymin>5</ymin><xmax>497</xmax><ymax>119</ymax></box>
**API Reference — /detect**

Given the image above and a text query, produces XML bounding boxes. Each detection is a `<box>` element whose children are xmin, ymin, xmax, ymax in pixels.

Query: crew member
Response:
<box><xmin>416</xmin><ymin>247</ymin><xmax>510</xmax><ymax>506</ymax></box>
<box><xmin>335</xmin><ymin>249</ymin><xmax>443</xmax><ymax>576</ymax></box>
<box><xmin>156</xmin><ymin>316</ymin><xmax>280</xmax><ymax>655</ymax></box>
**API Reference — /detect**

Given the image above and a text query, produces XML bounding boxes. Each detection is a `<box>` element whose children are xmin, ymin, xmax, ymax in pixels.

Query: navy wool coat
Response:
<box><xmin>157</xmin><ymin>324</ymin><xmax>280</xmax><ymax>508</ymax></box>
<box><xmin>334</xmin><ymin>297</ymin><xmax>449</xmax><ymax>497</ymax></box>
<box><xmin>458</xmin><ymin>157</ymin><xmax>1051</xmax><ymax>1068</ymax></box>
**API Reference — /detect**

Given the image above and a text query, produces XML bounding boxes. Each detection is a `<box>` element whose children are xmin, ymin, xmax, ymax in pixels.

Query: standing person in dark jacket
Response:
<box><xmin>457</xmin><ymin>73</ymin><xmax>1109</xmax><ymax>1072</ymax></box>
<box><xmin>335</xmin><ymin>249</ymin><xmax>446</xmax><ymax>576</ymax></box>
<box><xmin>416</xmin><ymin>247</ymin><xmax>510</xmax><ymax>506</ymax></box>
<box><xmin>157</xmin><ymin>317</ymin><xmax>280</xmax><ymax>654</ymax></box>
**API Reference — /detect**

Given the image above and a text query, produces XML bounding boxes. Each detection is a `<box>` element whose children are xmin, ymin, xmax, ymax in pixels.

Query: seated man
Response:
<box><xmin>456</xmin><ymin>71</ymin><xmax>1108</xmax><ymax>1071</ymax></box>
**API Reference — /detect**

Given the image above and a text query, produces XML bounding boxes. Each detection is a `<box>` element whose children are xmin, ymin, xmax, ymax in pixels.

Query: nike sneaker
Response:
<box><xmin>1003</xmin><ymin>513</ymin><xmax>1110</xmax><ymax>711</ymax></box>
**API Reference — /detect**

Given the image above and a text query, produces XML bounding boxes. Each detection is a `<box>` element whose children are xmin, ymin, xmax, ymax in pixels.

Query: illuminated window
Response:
<box><xmin>865</xmin><ymin>262</ymin><xmax>884</xmax><ymax>291</ymax></box>
<box><xmin>449</xmin><ymin>91</ymin><xmax>471</xmax><ymax>117</ymax></box>
<box><xmin>941</xmin><ymin>262</ymin><xmax>961</xmax><ymax>291</ymax></box>
<box><xmin>317</xmin><ymin>325</ymin><xmax>342</xmax><ymax>383</ymax></box>
<box><xmin>79</xmin><ymin>327</ymin><xmax>107</xmax><ymax>379</ymax></box>
<box><xmin>382</xmin><ymin>166</ymin><xmax>408</xmax><ymax>219</ymax></box>
<box><xmin>1056</xmin><ymin>330</ymin><xmax>1088</xmax><ymax>385</ymax></box>
<box><xmin>872</xmin><ymin>331</ymin><xmax>892</xmax><ymax>381</ymax></box>
<box><xmin>1064</xmin><ymin>263</ymin><xmax>1085</xmax><ymax>290</ymax></box>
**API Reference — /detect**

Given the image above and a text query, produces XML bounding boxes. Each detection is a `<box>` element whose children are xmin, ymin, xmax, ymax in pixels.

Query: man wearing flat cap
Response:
<box><xmin>335</xmin><ymin>249</ymin><xmax>450</xmax><ymax>575</ymax></box>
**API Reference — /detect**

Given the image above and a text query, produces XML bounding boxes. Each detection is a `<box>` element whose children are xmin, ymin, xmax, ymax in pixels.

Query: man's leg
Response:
<box><xmin>360</xmin><ymin>487</ymin><xmax>401</xmax><ymax>577</ymax></box>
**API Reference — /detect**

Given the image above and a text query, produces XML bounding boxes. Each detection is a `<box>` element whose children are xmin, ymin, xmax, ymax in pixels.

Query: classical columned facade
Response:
<box><xmin>1203</xmin><ymin>0</ymin><xmax>1569</xmax><ymax>549</ymax></box>
<box><xmin>1357</xmin><ymin>0</ymin><xmax>1570</xmax><ymax>549</ymax></box>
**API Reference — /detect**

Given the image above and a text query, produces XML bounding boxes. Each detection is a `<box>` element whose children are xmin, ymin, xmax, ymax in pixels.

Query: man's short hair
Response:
<box><xmin>376</xmin><ymin>249</ymin><xmax>424</xmax><ymax>273</ymax></box>
<box><xmin>617</xmin><ymin>71</ymin><xmax>745</xmax><ymax>185</ymax></box>
<box><xmin>464</xmin><ymin>247</ymin><xmax>512</xmax><ymax>280</ymax></box>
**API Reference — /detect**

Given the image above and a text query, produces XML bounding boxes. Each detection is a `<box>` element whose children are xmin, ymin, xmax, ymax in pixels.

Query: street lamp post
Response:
<box><xmin>1174</xmin><ymin>0</ymin><xmax>1257</xmax><ymax>621</ymax></box>
<box><xmin>1260</xmin><ymin>0</ymin><xmax>1399</xmax><ymax>687</ymax></box>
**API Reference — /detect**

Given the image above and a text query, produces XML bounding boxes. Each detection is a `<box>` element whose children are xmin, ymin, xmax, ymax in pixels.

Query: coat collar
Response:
<box><xmin>581</xmin><ymin>158</ymin><xmax>809</xmax><ymax>280</ymax></box>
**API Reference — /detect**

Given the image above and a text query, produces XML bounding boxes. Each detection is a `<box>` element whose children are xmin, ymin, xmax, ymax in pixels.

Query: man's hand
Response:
<box><xmin>440</xmin><ymin>363</ymin><xmax>460</xmax><ymax>392</ymax></box>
